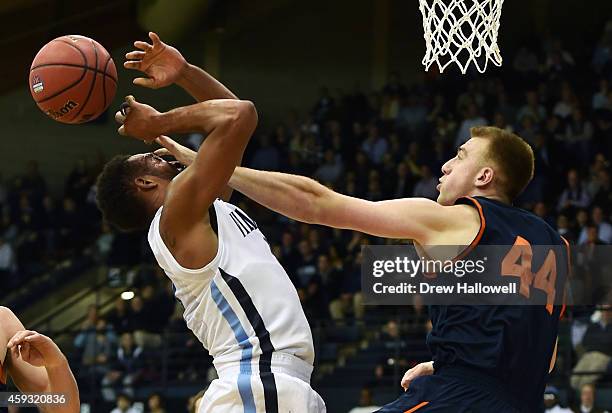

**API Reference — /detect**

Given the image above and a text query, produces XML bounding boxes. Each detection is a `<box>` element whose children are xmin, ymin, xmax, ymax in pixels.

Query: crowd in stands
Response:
<box><xmin>1</xmin><ymin>20</ymin><xmax>612</xmax><ymax>412</ymax></box>
<box><xmin>0</xmin><ymin>158</ymin><xmax>102</xmax><ymax>294</ymax></box>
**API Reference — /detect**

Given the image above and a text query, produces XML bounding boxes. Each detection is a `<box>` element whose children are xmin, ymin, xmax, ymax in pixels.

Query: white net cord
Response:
<box><xmin>419</xmin><ymin>0</ymin><xmax>505</xmax><ymax>74</ymax></box>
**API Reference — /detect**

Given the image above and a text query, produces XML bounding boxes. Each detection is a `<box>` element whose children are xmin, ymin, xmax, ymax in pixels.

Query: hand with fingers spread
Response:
<box><xmin>400</xmin><ymin>361</ymin><xmax>434</xmax><ymax>391</ymax></box>
<box><xmin>154</xmin><ymin>135</ymin><xmax>197</xmax><ymax>167</ymax></box>
<box><xmin>125</xmin><ymin>31</ymin><xmax>187</xmax><ymax>89</ymax></box>
<box><xmin>115</xmin><ymin>95</ymin><xmax>163</xmax><ymax>142</ymax></box>
<box><xmin>8</xmin><ymin>330</ymin><xmax>67</xmax><ymax>369</ymax></box>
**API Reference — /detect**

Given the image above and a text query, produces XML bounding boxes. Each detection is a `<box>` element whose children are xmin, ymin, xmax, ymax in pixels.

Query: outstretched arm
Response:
<box><xmin>228</xmin><ymin>167</ymin><xmax>479</xmax><ymax>245</ymax></box>
<box><xmin>125</xmin><ymin>31</ymin><xmax>240</xmax><ymax>200</ymax></box>
<box><xmin>144</xmin><ymin>142</ymin><xmax>480</xmax><ymax>245</ymax></box>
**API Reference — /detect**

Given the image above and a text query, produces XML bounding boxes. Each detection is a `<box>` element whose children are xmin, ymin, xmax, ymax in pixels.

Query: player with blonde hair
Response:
<box><xmin>156</xmin><ymin>126</ymin><xmax>568</xmax><ymax>412</ymax></box>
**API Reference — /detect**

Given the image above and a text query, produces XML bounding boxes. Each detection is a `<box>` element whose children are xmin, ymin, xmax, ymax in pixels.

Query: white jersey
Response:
<box><xmin>147</xmin><ymin>199</ymin><xmax>315</xmax><ymax>371</ymax></box>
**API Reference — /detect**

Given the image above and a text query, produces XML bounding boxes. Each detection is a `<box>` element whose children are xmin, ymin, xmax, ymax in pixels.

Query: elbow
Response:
<box><xmin>226</xmin><ymin>100</ymin><xmax>258</xmax><ymax>131</ymax></box>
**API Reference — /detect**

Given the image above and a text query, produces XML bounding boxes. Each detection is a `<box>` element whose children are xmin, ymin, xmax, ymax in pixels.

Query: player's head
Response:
<box><xmin>95</xmin><ymin>153</ymin><xmax>181</xmax><ymax>232</ymax></box>
<box><xmin>437</xmin><ymin>126</ymin><xmax>534</xmax><ymax>206</ymax></box>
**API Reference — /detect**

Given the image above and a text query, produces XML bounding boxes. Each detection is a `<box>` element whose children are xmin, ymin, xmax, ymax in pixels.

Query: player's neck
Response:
<box><xmin>469</xmin><ymin>189</ymin><xmax>510</xmax><ymax>204</ymax></box>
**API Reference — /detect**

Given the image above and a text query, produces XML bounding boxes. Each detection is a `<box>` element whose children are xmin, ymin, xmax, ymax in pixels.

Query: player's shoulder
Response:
<box><xmin>471</xmin><ymin>196</ymin><xmax>564</xmax><ymax>244</ymax></box>
<box><xmin>0</xmin><ymin>307</ymin><xmax>16</xmax><ymax>323</ymax></box>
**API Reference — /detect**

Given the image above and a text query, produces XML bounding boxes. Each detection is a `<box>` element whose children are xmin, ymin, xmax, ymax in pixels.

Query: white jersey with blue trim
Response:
<box><xmin>147</xmin><ymin>199</ymin><xmax>315</xmax><ymax>371</ymax></box>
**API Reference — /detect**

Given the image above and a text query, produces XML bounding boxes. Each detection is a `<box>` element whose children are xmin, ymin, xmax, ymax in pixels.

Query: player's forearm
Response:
<box><xmin>229</xmin><ymin>167</ymin><xmax>327</xmax><ymax>223</ymax></box>
<box><xmin>42</xmin><ymin>357</ymin><xmax>79</xmax><ymax>413</ymax></box>
<box><xmin>176</xmin><ymin>63</ymin><xmax>238</xmax><ymax>102</ymax></box>
<box><xmin>156</xmin><ymin>99</ymin><xmax>254</xmax><ymax>136</ymax></box>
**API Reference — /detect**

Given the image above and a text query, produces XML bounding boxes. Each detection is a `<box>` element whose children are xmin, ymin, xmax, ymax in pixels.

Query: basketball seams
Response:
<box><xmin>70</xmin><ymin>39</ymin><xmax>99</xmax><ymax>122</ymax></box>
<box><xmin>34</xmin><ymin>39</ymin><xmax>89</xmax><ymax>104</ymax></box>
<box><xmin>30</xmin><ymin>63</ymin><xmax>118</xmax><ymax>84</ymax></box>
<box><xmin>55</xmin><ymin>37</ymin><xmax>117</xmax><ymax>83</ymax></box>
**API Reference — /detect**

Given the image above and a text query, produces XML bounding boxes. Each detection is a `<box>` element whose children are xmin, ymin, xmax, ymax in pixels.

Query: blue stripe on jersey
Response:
<box><xmin>220</xmin><ymin>268</ymin><xmax>278</xmax><ymax>413</ymax></box>
<box><xmin>211</xmin><ymin>280</ymin><xmax>256</xmax><ymax>413</ymax></box>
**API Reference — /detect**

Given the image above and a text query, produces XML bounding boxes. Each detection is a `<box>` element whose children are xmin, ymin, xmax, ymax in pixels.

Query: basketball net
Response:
<box><xmin>419</xmin><ymin>0</ymin><xmax>504</xmax><ymax>74</ymax></box>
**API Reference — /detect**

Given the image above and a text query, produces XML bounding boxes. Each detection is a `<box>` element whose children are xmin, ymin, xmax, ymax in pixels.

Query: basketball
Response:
<box><xmin>29</xmin><ymin>35</ymin><xmax>117</xmax><ymax>124</ymax></box>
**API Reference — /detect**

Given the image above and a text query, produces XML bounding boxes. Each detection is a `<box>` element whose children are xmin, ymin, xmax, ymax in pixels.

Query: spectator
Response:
<box><xmin>396</xmin><ymin>94</ymin><xmax>428</xmax><ymax>134</ymax></box>
<box><xmin>563</xmin><ymin>107</ymin><xmax>593</xmax><ymax>164</ymax></box>
<box><xmin>534</xmin><ymin>202</ymin><xmax>556</xmax><ymax>228</ymax></box>
<box><xmin>250</xmin><ymin>135</ymin><xmax>280</xmax><ymax>171</ymax></box>
<box><xmin>110</xmin><ymin>393</ymin><xmax>138</xmax><ymax>413</ymax></box>
<box><xmin>517</xmin><ymin>115</ymin><xmax>539</xmax><ymax>146</ymax></box>
<box><xmin>429</xmin><ymin>141</ymin><xmax>448</xmax><ymax>180</ymax></box>
<box><xmin>353</xmin><ymin>151</ymin><xmax>371</xmax><ymax>191</ymax></box>
<box><xmin>546</xmin><ymin>40</ymin><xmax>575</xmax><ymax>76</ymax></box>
<box><xmin>517</xmin><ymin>90</ymin><xmax>547</xmax><ymax>125</ymax></box>
<box><xmin>592</xmin><ymin>23</ymin><xmax>612</xmax><ymax>74</ymax></box>
<box><xmin>74</xmin><ymin>306</ymin><xmax>111</xmax><ymax>365</ymax></box>
<box><xmin>366</xmin><ymin>171</ymin><xmax>384</xmax><ymax>201</ymax></box>
<box><xmin>412</xmin><ymin>165</ymin><xmax>438</xmax><ymax>200</ymax></box>
<box><xmin>556</xmin><ymin>214</ymin><xmax>576</xmax><ymax>243</ymax></box>
<box><xmin>361</xmin><ymin>124</ymin><xmax>388</xmax><ymax>165</ymax></box>
<box><xmin>576</xmin><ymin>209</ymin><xmax>590</xmax><ymax>239</ymax></box>
<box><xmin>455</xmin><ymin>103</ymin><xmax>487</xmax><ymax>148</ymax></box>
<box><xmin>295</xmin><ymin>240</ymin><xmax>317</xmax><ymax>289</ymax></box>
<box><xmin>492</xmin><ymin>112</ymin><xmax>512</xmax><ymax>133</ymax></box>
<box><xmin>426</xmin><ymin>94</ymin><xmax>448</xmax><ymax>124</ymax></box>
<box><xmin>143</xmin><ymin>283</ymin><xmax>175</xmax><ymax>333</ymax></box>
<box><xmin>591</xmin><ymin>169</ymin><xmax>611</xmax><ymax>213</ymax></box>
<box><xmin>57</xmin><ymin>197</ymin><xmax>86</xmax><ymax>253</ymax></box>
<box><xmin>391</xmin><ymin>162</ymin><xmax>413</xmax><ymax>199</ymax></box>
<box><xmin>573</xmin><ymin>383</ymin><xmax>606</xmax><ymax>413</ymax></box>
<box><xmin>147</xmin><ymin>393</ymin><xmax>166</xmax><ymax>413</ymax></box>
<box><xmin>65</xmin><ymin>159</ymin><xmax>92</xmax><ymax>205</ymax></box>
<box><xmin>587</xmin><ymin>154</ymin><xmax>610</xmax><ymax>197</ymax></box>
<box><xmin>558</xmin><ymin>170</ymin><xmax>591</xmax><ymax>212</ymax></box>
<box><xmin>107</xmin><ymin>297</ymin><xmax>133</xmax><ymax>335</ymax></box>
<box><xmin>96</xmin><ymin>221</ymin><xmax>115</xmax><ymax>262</ymax></box>
<box><xmin>314</xmin><ymin>149</ymin><xmax>344</xmax><ymax>185</ymax></box>
<box><xmin>495</xmin><ymin>89</ymin><xmax>517</xmax><ymax>127</ymax></box>
<box><xmin>553</xmin><ymin>83</ymin><xmax>577</xmax><ymax>121</ymax></box>
<box><xmin>330</xmin><ymin>248</ymin><xmax>364</xmax><ymax>320</ymax></box>
<box><xmin>578</xmin><ymin>206</ymin><xmax>612</xmax><ymax>244</ymax></box>
<box><xmin>301</xmin><ymin>262</ymin><xmax>328</xmax><ymax>320</ymax></box>
<box><xmin>279</xmin><ymin>231</ymin><xmax>300</xmax><ymax>277</ymax></box>
<box><xmin>575</xmin><ymin>223</ymin><xmax>608</xmax><ymax>303</ymax></box>
<box><xmin>102</xmin><ymin>332</ymin><xmax>145</xmax><ymax>401</ymax></box>
<box><xmin>130</xmin><ymin>295</ymin><xmax>162</xmax><ymax>348</ymax></box>
<box><xmin>571</xmin><ymin>305</ymin><xmax>612</xmax><ymax>390</ymax></box>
